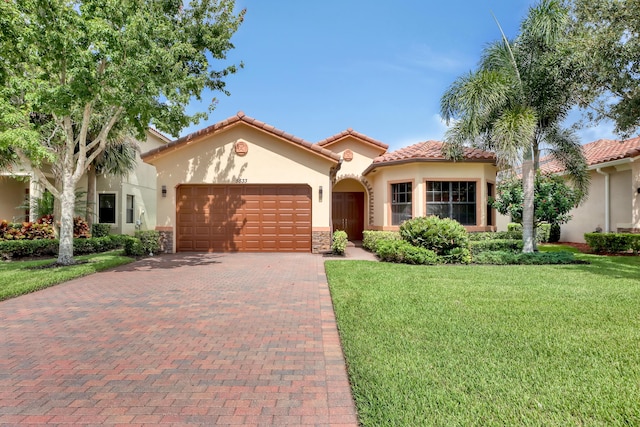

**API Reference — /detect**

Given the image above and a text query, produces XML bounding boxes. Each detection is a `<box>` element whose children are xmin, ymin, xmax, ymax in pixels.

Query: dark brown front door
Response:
<box><xmin>332</xmin><ymin>192</ymin><xmax>364</xmax><ymax>240</ymax></box>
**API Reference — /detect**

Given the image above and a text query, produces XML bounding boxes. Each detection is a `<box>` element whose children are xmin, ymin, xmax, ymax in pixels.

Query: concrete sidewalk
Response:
<box><xmin>0</xmin><ymin>253</ymin><xmax>358</xmax><ymax>426</ymax></box>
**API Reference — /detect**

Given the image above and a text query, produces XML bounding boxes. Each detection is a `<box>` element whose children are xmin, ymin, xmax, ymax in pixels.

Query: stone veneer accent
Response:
<box><xmin>312</xmin><ymin>231</ymin><xmax>332</xmax><ymax>253</ymax></box>
<box><xmin>156</xmin><ymin>228</ymin><xmax>174</xmax><ymax>254</ymax></box>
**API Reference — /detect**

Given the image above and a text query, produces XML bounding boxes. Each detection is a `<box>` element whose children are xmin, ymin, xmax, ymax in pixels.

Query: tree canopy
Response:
<box><xmin>570</xmin><ymin>0</ymin><xmax>640</xmax><ymax>137</ymax></box>
<box><xmin>0</xmin><ymin>0</ymin><xmax>244</xmax><ymax>264</ymax></box>
<box><xmin>440</xmin><ymin>0</ymin><xmax>588</xmax><ymax>253</ymax></box>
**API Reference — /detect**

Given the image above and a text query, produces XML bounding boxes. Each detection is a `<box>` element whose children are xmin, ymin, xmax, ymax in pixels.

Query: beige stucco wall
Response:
<box><xmin>561</xmin><ymin>166</ymin><xmax>634</xmax><ymax>242</ymax></box>
<box><xmin>96</xmin><ymin>132</ymin><xmax>166</xmax><ymax>234</ymax></box>
<box><xmin>366</xmin><ymin>161</ymin><xmax>497</xmax><ymax>230</ymax></box>
<box><xmin>0</xmin><ymin>176</ymin><xmax>28</xmax><ymax>222</ymax></box>
<box><xmin>322</xmin><ymin>137</ymin><xmax>384</xmax><ymax>179</ymax></box>
<box><xmin>147</xmin><ymin>123</ymin><xmax>336</xmax><ymax>250</ymax></box>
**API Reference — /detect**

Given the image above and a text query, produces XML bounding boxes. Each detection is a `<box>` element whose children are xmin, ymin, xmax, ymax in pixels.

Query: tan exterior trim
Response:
<box><xmin>143</xmin><ymin>112</ymin><xmax>340</xmax><ymax>164</ymax></box>
<box><xmin>387</xmin><ymin>179</ymin><xmax>416</xmax><ymax>227</ymax></box>
<box><xmin>312</xmin><ymin>227</ymin><xmax>331</xmax><ymax>231</ymax></box>
<box><xmin>363</xmin><ymin>157</ymin><xmax>496</xmax><ymax>176</ymax></box>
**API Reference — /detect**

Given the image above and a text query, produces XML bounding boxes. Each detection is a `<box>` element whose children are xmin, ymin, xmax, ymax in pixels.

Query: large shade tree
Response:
<box><xmin>440</xmin><ymin>0</ymin><xmax>589</xmax><ymax>252</ymax></box>
<box><xmin>0</xmin><ymin>0</ymin><xmax>244</xmax><ymax>264</ymax></box>
<box><xmin>570</xmin><ymin>0</ymin><xmax>640</xmax><ymax>136</ymax></box>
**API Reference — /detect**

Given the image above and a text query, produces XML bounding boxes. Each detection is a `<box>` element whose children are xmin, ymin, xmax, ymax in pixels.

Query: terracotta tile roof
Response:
<box><xmin>142</xmin><ymin>112</ymin><xmax>340</xmax><ymax>163</ymax></box>
<box><xmin>539</xmin><ymin>136</ymin><xmax>640</xmax><ymax>174</ymax></box>
<box><xmin>316</xmin><ymin>128</ymin><xmax>388</xmax><ymax>154</ymax></box>
<box><xmin>147</xmin><ymin>127</ymin><xmax>171</xmax><ymax>143</ymax></box>
<box><xmin>370</xmin><ymin>140</ymin><xmax>495</xmax><ymax>165</ymax></box>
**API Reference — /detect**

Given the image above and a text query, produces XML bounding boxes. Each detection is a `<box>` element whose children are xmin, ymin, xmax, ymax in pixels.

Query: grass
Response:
<box><xmin>0</xmin><ymin>251</ymin><xmax>135</xmax><ymax>301</ymax></box>
<box><xmin>325</xmin><ymin>251</ymin><xmax>640</xmax><ymax>426</ymax></box>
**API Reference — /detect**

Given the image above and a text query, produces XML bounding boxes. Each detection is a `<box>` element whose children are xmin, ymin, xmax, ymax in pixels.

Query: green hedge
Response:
<box><xmin>0</xmin><ymin>235</ymin><xmax>128</xmax><ymax>259</ymax></box>
<box><xmin>584</xmin><ymin>233</ymin><xmax>640</xmax><ymax>253</ymax></box>
<box><xmin>507</xmin><ymin>222</ymin><xmax>554</xmax><ymax>243</ymax></box>
<box><xmin>375</xmin><ymin>240</ymin><xmax>440</xmax><ymax>265</ymax></box>
<box><xmin>123</xmin><ymin>231</ymin><xmax>161</xmax><ymax>257</ymax></box>
<box><xmin>362</xmin><ymin>230</ymin><xmax>401</xmax><ymax>251</ymax></box>
<box><xmin>331</xmin><ymin>230</ymin><xmax>348</xmax><ymax>255</ymax></box>
<box><xmin>91</xmin><ymin>223</ymin><xmax>112</xmax><ymax>238</ymax></box>
<box><xmin>472</xmin><ymin>250</ymin><xmax>582</xmax><ymax>265</ymax></box>
<box><xmin>468</xmin><ymin>231</ymin><xmax>523</xmax><ymax>241</ymax></box>
<box><xmin>469</xmin><ymin>239</ymin><xmax>524</xmax><ymax>255</ymax></box>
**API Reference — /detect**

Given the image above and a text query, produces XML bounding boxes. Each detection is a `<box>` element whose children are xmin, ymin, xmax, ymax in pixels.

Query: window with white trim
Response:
<box><xmin>98</xmin><ymin>193</ymin><xmax>116</xmax><ymax>224</ymax></box>
<box><xmin>391</xmin><ymin>182</ymin><xmax>412</xmax><ymax>225</ymax></box>
<box><xmin>126</xmin><ymin>195</ymin><xmax>134</xmax><ymax>224</ymax></box>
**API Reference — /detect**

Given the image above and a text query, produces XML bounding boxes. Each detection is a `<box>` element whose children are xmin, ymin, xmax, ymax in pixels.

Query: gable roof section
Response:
<box><xmin>316</xmin><ymin>128</ymin><xmax>388</xmax><ymax>155</ymax></box>
<box><xmin>363</xmin><ymin>140</ymin><xmax>496</xmax><ymax>175</ymax></box>
<box><xmin>539</xmin><ymin>136</ymin><xmax>640</xmax><ymax>174</ymax></box>
<box><xmin>147</xmin><ymin>127</ymin><xmax>171</xmax><ymax>143</ymax></box>
<box><xmin>141</xmin><ymin>112</ymin><xmax>340</xmax><ymax>164</ymax></box>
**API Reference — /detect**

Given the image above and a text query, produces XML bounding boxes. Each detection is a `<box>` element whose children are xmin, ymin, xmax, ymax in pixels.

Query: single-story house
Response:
<box><xmin>0</xmin><ymin>128</ymin><xmax>170</xmax><ymax>234</ymax></box>
<box><xmin>142</xmin><ymin>112</ymin><xmax>499</xmax><ymax>253</ymax></box>
<box><xmin>531</xmin><ymin>136</ymin><xmax>640</xmax><ymax>242</ymax></box>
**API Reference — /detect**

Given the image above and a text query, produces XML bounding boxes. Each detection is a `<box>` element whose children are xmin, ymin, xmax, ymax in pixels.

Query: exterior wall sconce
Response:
<box><xmin>319</xmin><ymin>185</ymin><xmax>323</xmax><ymax>202</ymax></box>
<box><xmin>161</xmin><ymin>185</ymin><xmax>167</xmax><ymax>197</ymax></box>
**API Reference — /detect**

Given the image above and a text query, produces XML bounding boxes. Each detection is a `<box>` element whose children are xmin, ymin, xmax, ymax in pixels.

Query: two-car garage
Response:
<box><xmin>176</xmin><ymin>184</ymin><xmax>312</xmax><ymax>252</ymax></box>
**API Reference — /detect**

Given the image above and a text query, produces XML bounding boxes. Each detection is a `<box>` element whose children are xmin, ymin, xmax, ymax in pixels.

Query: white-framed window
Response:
<box><xmin>391</xmin><ymin>182</ymin><xmax>412</xmax><ymax>225</ymax></box>
<box><xmin>126</xmin><ymin>195</ymin><xmax>134</xmax><ymax>224</ymax></box>
<box><xmin>98</xmin><ymin>193</ymin><xmax>116</xmax><ymax>224</ymax></box>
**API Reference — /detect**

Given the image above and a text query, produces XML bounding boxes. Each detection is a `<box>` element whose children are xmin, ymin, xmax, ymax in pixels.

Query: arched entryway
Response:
<box><xmin>332</xmin><ymin>178</ymin><xmax>366</xmax><ymax>241</ymax></box>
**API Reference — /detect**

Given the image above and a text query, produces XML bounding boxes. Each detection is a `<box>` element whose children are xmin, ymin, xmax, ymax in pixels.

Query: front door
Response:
<box><xmin>332</xmin><ymin>192</ymin><xmax>364</xmax><ymax>241</ymax></box>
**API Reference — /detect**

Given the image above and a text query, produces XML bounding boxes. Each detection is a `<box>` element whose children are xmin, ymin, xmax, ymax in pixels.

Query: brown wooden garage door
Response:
<box><xmin>176</xmin><ymin>184</ymin><xmax>312</xmax><ymax>252</ymax></box>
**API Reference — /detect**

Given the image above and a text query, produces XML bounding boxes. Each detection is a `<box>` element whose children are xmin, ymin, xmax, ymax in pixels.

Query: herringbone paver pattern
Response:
<box><xmin>0</xmin><ymin>253</ymin><xmax>358</xmax><ymax>426</ymax></box>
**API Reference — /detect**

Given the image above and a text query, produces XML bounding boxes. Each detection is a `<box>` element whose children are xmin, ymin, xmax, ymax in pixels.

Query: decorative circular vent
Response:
<box><xmin>235</xmin><ymin>140</ymin><xmax>249</xmax><ymax>156</ymax></box>
<box><xmin>343</xmin><ymin>149</ymin><xmax>354</xmax><ymax>161</ymax></box>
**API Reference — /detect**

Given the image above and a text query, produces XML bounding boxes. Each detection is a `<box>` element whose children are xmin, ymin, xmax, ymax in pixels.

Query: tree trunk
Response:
<box><xmin>86</xmin><ymin>166</ymin><xmax>96</xmax><ymax>231</ymax></box>
<box><xmin>57</xmin><ymin>174</ymin><xmax>76</xmax><ymax>265</ymax></box>
<box><xmin>522</xmin><ymin>158</ymin><xmax>535</xmax><ymax>253</ymax></box>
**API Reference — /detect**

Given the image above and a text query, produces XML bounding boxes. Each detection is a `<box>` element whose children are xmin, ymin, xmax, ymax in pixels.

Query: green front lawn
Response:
<box><xmin>326</xmin><ymin>252</ymin><xmax>640</xmax><ymax>426</ymax></box>
<box><xmin>0</xmin><ymin>251</ymin><xmax>135</xmax><ymax>301</ymax></box>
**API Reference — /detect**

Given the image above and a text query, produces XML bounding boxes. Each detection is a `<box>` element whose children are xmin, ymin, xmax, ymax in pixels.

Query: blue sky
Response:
<box><xmin>181</xmin><ymin>0</ymin><xmax>617</xmax><ymax>152</ymax></box>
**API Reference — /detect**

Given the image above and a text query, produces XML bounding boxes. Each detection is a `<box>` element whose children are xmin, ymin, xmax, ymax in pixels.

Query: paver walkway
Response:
<box><xmin>0</xmin><ymin>253</ymin><xmax>359</xmax><ymax>426</ymax></box>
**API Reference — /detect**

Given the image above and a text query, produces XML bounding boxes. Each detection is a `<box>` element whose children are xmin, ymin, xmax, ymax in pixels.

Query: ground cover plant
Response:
<box><xmin>326</xmin><ymin>249</ymin><xmax>640</xmax><ymax>426</ymax></box>
<box><xmin>0</xmin><ymin>251</ymin><xmax>134</xmax><ymax>301</ymax></box>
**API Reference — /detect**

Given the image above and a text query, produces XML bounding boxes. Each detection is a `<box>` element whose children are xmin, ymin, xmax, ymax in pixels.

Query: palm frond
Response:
<box><xmin>542</xmin><ymin>126</ymin><xmax>590</xmax><ymax>202</ymax></box>
<box><xmin>490</xmin><ymin>106</ymin><xmax>537</xmax><ymax>168</ymax></box>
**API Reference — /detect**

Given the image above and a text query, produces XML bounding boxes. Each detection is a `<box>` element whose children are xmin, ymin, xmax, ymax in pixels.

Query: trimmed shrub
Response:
<box><xmin>331</xmin><ymin>230</ymin><xmax>348</xmax><ymax>255</ymax></box>
<box><xmin>470</xmin><ymin>239</ymin><xmax>524</xmax><ymax>255</ymax></box>
<box><xmin>123</xmin><ymin>236</ymin><xmax>145</xmax><ymax>257</ymax></box>
<box><xmin>74</xmin><ymin>217</ymin><xmax>91</xmax><ymax>238</ymax></box>
<box><xmin>0</xmin><ymin>239</ymin><xmax>58</xmax><ymax>259</ymax></box>
<box><xmin>549</xmin><ymin>223</ymin><xmax>561</xmax><ymax>243</ymax></box>
<box><xmin>375</xmin><ymin>240</ymin><xmax>440</xmax><ymax>265</ymax></box>
<box><xmin>584</xmin><ymin>232</ymin><xmax>640</xmax><ymax>254</ymax></box>
<box><xmin>91</xmin><ymin>223</ymin><xmax>112</xmax><ymax>238</ymax></box>
<box><xmin>399</xmin><ymin>216</ymin><xmax>469</xmax><ymax>257</ymax></box>
<box><xmin>134</xmin><ymin>230</ymin><xmax>160</xmax><ymax>255</ymax></box>
<box><xmin>0</xmin><ymin>235</ymin><xmax>128</xmax><ymax>259</ymax></box>
<box><xmin>468</xmin><ymin>231</ymin><xmax>523</xmax><ymax>241</ymax></box>
<box><xmin>472</xmin><ymin>250</ymin><xmax>581</xmax><ymax>265</ymax></box>
<box><xmin>362</xmin><ymin>230</ymin><xmax>401</xmax><ymax>252</ymax></box>
<box><xmin>507</xmin><ymin>222</ymin><xmax>554</xmax><ymax>243</ymax></box>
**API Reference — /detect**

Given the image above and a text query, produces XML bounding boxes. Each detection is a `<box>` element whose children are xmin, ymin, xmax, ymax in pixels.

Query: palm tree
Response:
<box><xmin>440</xmin><ymin>0</ymin><xmax>589</xmax><ymax>252</ymax></box>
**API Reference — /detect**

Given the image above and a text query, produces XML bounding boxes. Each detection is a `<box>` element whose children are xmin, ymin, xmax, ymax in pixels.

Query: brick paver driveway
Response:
<box><xmin>0</xmin><ymin>253</ymin><xmax>358</xmax><ymax>426</ymax></box>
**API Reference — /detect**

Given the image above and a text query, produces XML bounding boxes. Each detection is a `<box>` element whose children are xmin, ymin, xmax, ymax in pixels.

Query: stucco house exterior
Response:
<box><xmin>142</xmin><ymin>112</ymin><xmax>499</xmax><ymax>253</ymax></box>
<box><xmin>536</xmin><ymin>136</ymin><xmax>640</xmax><ymax>242</ymax></box>
<box><xmin>0</xmin><ymin>128</ymin><xmax>169</xmax><ymax>234</ymax></box>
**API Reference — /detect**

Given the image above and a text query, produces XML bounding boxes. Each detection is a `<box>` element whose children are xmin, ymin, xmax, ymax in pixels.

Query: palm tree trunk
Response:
<box><xmin>522</xmin><ymin>158</ymin><xmax>535</xmax><ymax>253</ymax></box>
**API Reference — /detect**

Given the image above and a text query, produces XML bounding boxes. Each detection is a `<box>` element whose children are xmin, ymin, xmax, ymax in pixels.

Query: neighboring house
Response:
<box><xmin>0</xmin><ymin>128</ymin><xmax>169</xmax><ymax>234</ymax></box>
<box><xmin>533</xmin><ymin>137</ymin><xmax>640</xmax><ymax>242</ymax></box>
<box><xmin>142</xmin><ymin>112</ymin><xmax>498</xmax><ymax>253</ymax></box>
